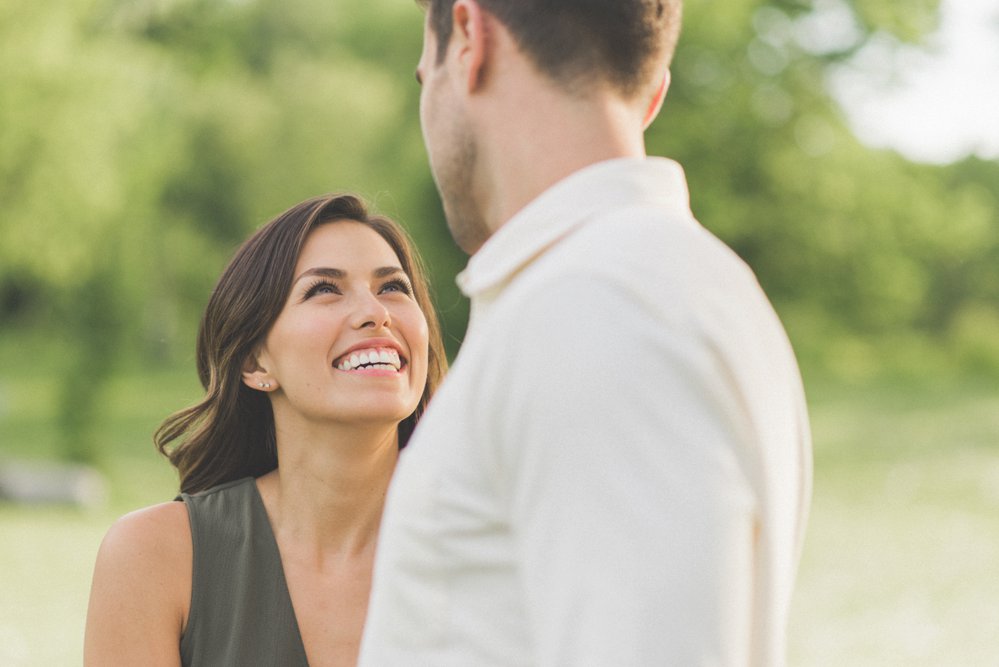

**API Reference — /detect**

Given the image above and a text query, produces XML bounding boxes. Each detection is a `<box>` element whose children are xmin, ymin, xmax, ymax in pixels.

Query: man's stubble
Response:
<box><xmin>425</xmin><ymin>104</ymin><xmax>492</xmax><ymax>256</ymax></box>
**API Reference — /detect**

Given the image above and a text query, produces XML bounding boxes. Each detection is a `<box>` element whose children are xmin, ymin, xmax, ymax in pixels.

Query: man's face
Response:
<box><xmin>416</xmin><ymin>17</ymin><xmax>490</xmax><ymax>255</ymax></box>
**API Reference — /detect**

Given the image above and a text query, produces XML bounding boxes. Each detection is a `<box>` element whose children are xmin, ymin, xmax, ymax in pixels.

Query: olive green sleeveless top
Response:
<box><xmin>179</xmin><ymin>477</ymin><xmax>310</xmax><ymax>666</ymax></box>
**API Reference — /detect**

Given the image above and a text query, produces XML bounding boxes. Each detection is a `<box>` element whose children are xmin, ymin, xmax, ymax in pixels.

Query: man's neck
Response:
<box><xmin>475</xmin><ymin>86</ymin><xmax>647</xmax><ymax>237</ymax></box>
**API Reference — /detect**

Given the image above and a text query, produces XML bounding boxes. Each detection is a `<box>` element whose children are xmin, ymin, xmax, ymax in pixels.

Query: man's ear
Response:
<box><xmin>241</xmin><ymin>352</ymin><xmax>277</xmax><ymax>392</ymax></box>
<box><xmin>451</xmin><ymin>0</ymin><xmax>488</xmax><ymax>92</ymax></box>
<box><xmin>642</xmin><ymin>69</ymin><xmax>671</xmax><ymax>130</ymax></box>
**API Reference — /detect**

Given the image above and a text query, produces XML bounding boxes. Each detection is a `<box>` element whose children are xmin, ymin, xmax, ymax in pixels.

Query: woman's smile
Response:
<box><xmin>334</xmin><ymin>344</ymin><xmax>405</xmax><ymax>373</ymax></box>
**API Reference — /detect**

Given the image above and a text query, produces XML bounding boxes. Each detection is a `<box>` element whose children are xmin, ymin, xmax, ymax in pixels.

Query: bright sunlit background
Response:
<box><xmin>1</xmin><ymin>0</ymin><xmax>997</xmax><ymax>665</ymax></box>
<box><xmin>832</xmin><ymin>0</ymin><xmax>999</xmax><ymax>163</ymax></box>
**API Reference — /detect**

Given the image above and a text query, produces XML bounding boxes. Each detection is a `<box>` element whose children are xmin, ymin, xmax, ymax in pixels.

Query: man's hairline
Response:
<box><xmin>413</xmin><ymin>0</ymin><xmax>670</xmax><ymax>102</ymax></box>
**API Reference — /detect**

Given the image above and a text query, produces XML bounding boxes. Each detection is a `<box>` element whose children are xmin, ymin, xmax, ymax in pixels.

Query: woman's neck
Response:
<box><xmin>257</xmin><ymin>422</ymin><xmax>400</xmax><ymax>566</ymax></box>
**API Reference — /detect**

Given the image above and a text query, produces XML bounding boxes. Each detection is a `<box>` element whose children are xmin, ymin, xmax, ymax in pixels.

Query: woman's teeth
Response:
<box><xmin>336</xmin><ymin>347</ymin><xmax>402</xmax><ymax>371</ymax></box>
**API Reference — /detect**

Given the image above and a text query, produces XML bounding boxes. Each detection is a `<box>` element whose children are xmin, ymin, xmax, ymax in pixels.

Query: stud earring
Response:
<box><xmin>258</xmin><ymin>381</ymin><xmax>272</xmax><ymax>389</ymax></box>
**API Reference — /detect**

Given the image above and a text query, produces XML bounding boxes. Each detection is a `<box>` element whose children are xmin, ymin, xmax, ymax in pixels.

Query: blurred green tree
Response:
<box><xmin>1</xmin><ymin>0</ymin><xmax>996</xmax><ymax>462</ymax></box>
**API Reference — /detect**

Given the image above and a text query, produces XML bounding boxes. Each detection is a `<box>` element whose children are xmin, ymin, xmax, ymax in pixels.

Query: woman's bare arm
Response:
<box><xmin>84</xmin><ymin>501</ymin><xmax>191</xmax><ymax>667</ymax></box>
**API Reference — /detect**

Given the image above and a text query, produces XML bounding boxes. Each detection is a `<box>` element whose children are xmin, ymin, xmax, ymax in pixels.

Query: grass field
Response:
<box><xmin>1</xmin><ymin>338</ymin><xmax>997</xmax><ymax>665</ymax></box>
<box><xmin>788</xmin><ymin>379</ymin><xmax>999</xmax><ymax>666</ymax></box>
<box><xmin>0</xmin><ymin>340</ymin><xmax>195</xmax><ymax>666</ymax></box>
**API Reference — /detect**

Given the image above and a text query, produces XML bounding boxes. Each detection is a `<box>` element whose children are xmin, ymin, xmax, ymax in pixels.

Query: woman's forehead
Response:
<box><xmin>296</xmin><ymin>221</ymin><xmax>401</xmax><ymax>271</ymax></box>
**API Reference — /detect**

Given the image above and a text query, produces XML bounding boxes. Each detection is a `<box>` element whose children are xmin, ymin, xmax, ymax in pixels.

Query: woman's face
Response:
<box><xmin>252</xmin><ymin>220</ymin><xmax>430</xmax><ymax>430</ymax></box>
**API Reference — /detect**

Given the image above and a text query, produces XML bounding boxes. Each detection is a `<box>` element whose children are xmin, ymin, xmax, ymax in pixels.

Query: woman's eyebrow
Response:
<box><xmin>373</xmin><ymin>266</ymin><xmax>406</xmax><ymax>279</ymax></box>
<box><xmin>294</xmin><ymin>267</ymin><xmax>346</xmax><ymax>283</ymax></box>
<box><xmin>294</xmin><ymin>266</ymin><xmax>406</xmax><ymax>283</ymax></box>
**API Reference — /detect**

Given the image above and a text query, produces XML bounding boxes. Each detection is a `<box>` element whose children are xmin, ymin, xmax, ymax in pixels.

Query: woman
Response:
<box><xmin>84</xmin><ymin>194</ymin><xmax>447</xmax><ymax>666</ymax></box>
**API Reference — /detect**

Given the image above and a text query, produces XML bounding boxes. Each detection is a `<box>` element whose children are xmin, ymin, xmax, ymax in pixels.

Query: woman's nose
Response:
<box><xmin>352</xmin><ymin>291</ymin><xmax>392</xmax><ymax>330</ymax></box>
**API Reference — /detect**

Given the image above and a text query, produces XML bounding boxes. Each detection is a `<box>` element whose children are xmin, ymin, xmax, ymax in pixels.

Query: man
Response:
<box><xmin>360</xmin><ymin>1</ymin><xmax>812</xmax><ymax>665</ymax></box>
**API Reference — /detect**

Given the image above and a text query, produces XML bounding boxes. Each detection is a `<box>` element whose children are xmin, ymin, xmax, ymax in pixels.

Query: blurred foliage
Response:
<box><xmin>0</xmin><ymin>0</ymin><xmax>996</xmax><ymax>461</ymax></box>
<box><xmin>652</xmin><ymin>0</ymin><xmax>998</xmax><ymax>381</ymax></box>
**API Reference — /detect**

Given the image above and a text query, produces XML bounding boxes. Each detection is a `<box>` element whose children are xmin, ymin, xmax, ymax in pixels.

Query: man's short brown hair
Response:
<box><xmin>418</xmin><ymin>0</ymin><xmax>682</xmax><ymax>98</ymax></box>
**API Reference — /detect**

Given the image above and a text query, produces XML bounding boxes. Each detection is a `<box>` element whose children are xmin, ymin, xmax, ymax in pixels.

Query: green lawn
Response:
<box><xmin>788</xmin><ymin>380</ymin><xmax>999</xmax><ymax>666</ymax></box>
<box><xmin>1</xmin><ymin>347</ymin><xmax>996</xmax><ymax>665</ymax></box>
<box><xmin>0</xmin><ymin>343</ymin><xmax>193</xmax><ymax>666</ymax></box>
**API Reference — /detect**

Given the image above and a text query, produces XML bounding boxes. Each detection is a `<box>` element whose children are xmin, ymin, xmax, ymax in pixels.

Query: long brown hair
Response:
<box><xmin>155</xmin><ymin>194</ymin><xmax>447</xmax><ymax>494</ymax></box>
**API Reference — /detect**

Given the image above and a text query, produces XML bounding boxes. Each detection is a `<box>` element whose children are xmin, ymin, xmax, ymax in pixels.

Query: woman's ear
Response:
<box><xmin>642</xmin><ymin>69</ymin><xmax>671</xmax><ymax>130</ymax></box>
<box><xmin>241</xmin><ymin>352</ymin><xmax>278</xmax><ymax>392</ymax></box>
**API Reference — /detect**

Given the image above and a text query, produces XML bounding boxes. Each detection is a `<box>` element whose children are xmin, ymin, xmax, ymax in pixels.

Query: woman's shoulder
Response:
<box><xmin>85</xmin><ymin>501</ymin><xmax>192</xmax><ymax>663</ymax></box>
<box><xmin>95</xmin><ymin>501</ymin><xmax>192</xmax><ymax>599</ymax></box>
<box><xmin>103</xmin><ymin>500</ymin><xmax>191</xmax><ymax>552</ymax></box>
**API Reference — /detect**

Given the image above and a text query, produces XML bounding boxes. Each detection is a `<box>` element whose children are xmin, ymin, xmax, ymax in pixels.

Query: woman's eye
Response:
<box><xmin>380</xmin><ymin>279</ymin><xmax>413</xmax><ymax>296</ymax></box>
<box><xmin>304</xmin><ymin>280</ymin><xmax>341</xmax><ymax>299</ymax></box>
